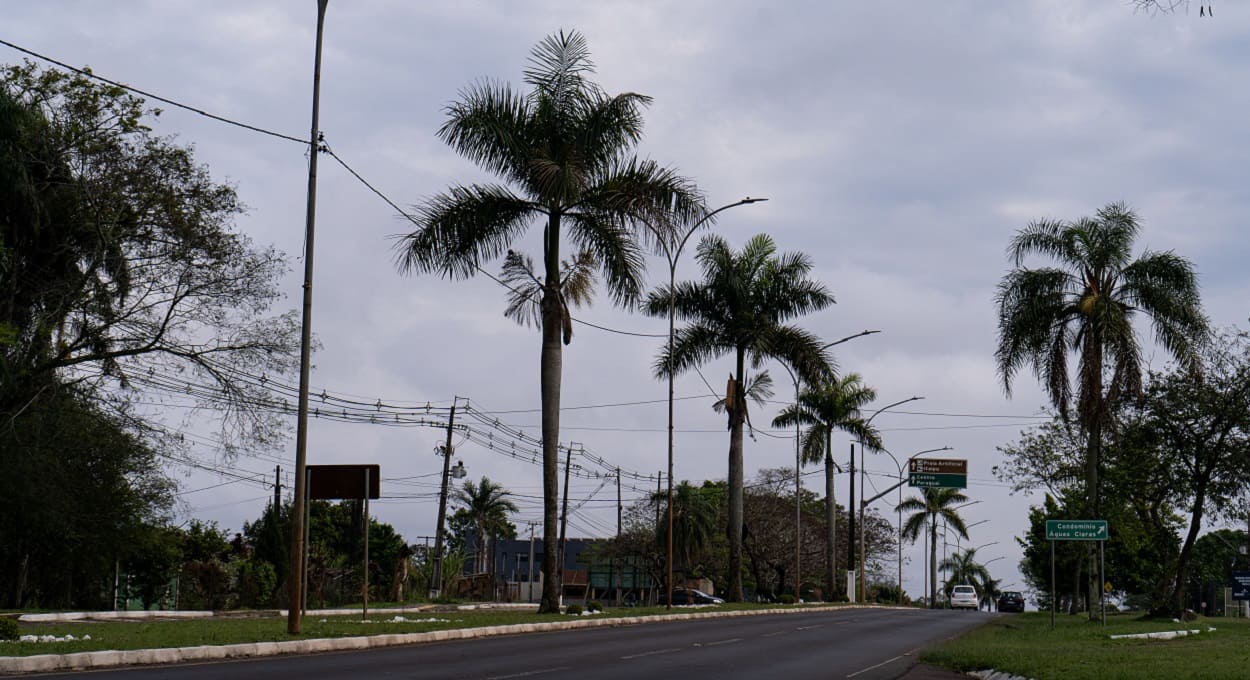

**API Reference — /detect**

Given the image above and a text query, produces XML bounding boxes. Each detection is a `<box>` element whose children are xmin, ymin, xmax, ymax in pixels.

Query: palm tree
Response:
<box><xmin>396</xmin><ymin>31</ymin><xmax>703</xmax><ymax>613</ymax></box>
<box><xmin>656</xmin><ymin>481</ymin><xmax>720</xmax><ymax>578</ymax></box>
<box><xmin>897</xmin><ymin>487</ymin><xmax>970</xmax><ymax>609</ymax></box>
<box><xmin>644</xmin><ymin>233</ymin><xmax>834</xmax><ymax>600</ymax></box>
<box><xmin>995</xmin><ymin>202</ymin><xmax>1207</xmax><ymax>520</ymax></box>
<box><xmin>938</xmin><ymin>547</ymin><xmax>991</xmax><ymax>600</ymax></box>
<box><xmin>453</xmin><ymin>476</ymin><xmax>518</xmax><ymax>594</ymax></box>
<box><xmin>772</xmin><ymin>373</ymin><xmax>882</xmax><ymax>600</ymax></box>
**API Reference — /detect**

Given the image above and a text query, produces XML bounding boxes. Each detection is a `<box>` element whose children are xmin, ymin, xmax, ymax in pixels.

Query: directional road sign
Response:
<box><xmin>908</xmin><ymin>458</ymin><xmax>967</xmax><ymax>489</ymax></box>
<box><xmin>1045</xmin><ymin>519</ymin><xmax>1108</xmax><ymax>541</ymax></box>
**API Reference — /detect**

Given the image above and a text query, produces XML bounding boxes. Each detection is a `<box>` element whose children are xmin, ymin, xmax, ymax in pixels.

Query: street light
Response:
<box><xmin>853</xmin><ymin>396</ymin><xmax>922</xmax><ymax>602</ymax></box>
<box><xmin>872</xmin><ymin>445</ymin><xmax>950</xmax><ymax>605</ymax></box>
<box><xmin>778</xmin><ymin>330</ymin><xmax>879</xmax><ymax>601</ymax></box>
<box><xmin>646</xmin><ymin>197</ymin><xmax>767</xmax><ymax>608</ymax></box>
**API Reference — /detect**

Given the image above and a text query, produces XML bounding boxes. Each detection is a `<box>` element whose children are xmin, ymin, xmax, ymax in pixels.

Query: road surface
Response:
<box><xmin>32</xmin><ymin>607</ymin><xmax>991</xmax><ymax>679</ymax></box>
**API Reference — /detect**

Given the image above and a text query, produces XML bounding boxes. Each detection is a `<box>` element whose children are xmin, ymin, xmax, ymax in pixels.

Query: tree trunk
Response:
<box><xmin>726</xmin><ymin>348</ymin><xmax>747</xmax><ymax>601</ymax></box>
<box><xmin>1166</xmin><ymin>487</ymin><xmax>1209</xmax><ymax>617</ymax></box>
<box><xmin>929</xmin><ymin>520</ymin><xmax>937</xmax><ymax>608</ymax></box>
<box><xmin>538</xmin><ymin>216</ymin><xmax>564</xmax><ymax>614</ymax></box>
<box><xmin>825</xmin><ymin>443</ymin><xmax>836</xmax><ymax>602</ymax></box>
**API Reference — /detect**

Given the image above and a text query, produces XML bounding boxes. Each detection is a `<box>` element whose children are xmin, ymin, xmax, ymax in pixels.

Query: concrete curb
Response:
<box><xmin>18</xmin><ymin>611</ymin><xmax>216</xmax><ymax>623</ymax></box>
<box><xmin>1</xmin><ymin>604</ymin><xmax>887</xmax><ymax>673</ymax></box>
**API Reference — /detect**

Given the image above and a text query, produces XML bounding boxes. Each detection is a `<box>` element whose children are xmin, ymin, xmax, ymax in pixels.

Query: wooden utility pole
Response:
<box><xmin>557</xmin><ymin>443</ymin><xmax>575</xmax><ymax>604</ymax></box>
<box><xmin>429</xmin><ymin>399</ymin><xmax>458</xmax><ymax>597</ymax></box>
<box><xmin>287</xmin><ymin>0</ymin><xmax>328</xmax><ymax>635</ymax></box>
<box><xmin>273</xmin><ymin>465</ymin><xmax>282</xmax><ymax>512</ymax></box>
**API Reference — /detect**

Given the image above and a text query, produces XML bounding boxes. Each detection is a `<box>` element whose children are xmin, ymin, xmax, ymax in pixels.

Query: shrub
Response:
<box><xmin>0</xmin><ymin>617</ymin><xmax>19</xmax><ymax>641</ymax></box>
<box><xmin>565</xmin><ymin>604</ymin><xmax>583</xmax><ymax>615</ymax></box>
<box><xmin>587</xmin><ymin>600</ymin><xmax>603</xmax><ymax>612</ymax></box>
<box><xmin>778</xmin><ymin>594</ymin><xmax>797</xmax><ymax>605</ymax></box>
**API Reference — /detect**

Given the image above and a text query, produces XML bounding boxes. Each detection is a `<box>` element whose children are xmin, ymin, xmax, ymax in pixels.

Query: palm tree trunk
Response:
<box><xmin>929</xmin><ymin>519</ymin><xmax>938</xmax><ymax>609</ymax></box>
<box><xmin>726</xmin><ymin>348</ymin><xmax>747</xmax><ymax>602</ymax></box>
<box><xmin>538</xmin><ymin>217</ymin><xmax>564</xmax><ymax>614</ymax></box>
<box><xmin>824</xmin><ymin>438</ymin><xmax>836</xmax><ymax>602</ymax></box>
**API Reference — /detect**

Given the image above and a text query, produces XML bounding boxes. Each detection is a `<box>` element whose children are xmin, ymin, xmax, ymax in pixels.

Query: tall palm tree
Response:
<box><xmin>897</xmin><ymin>487</ymin><xmax>970</xmax><ymax>609</ymax></box>
<box><xmin>772</xmin><ymin>373</ymin><xmax>882</xmax><ymax>600</ymax></box>
<box><xmin>645</xmin><ymin>233</ymin><xmax>834</xmax><ymax>601</ymax></box>
<box><xmin>453</xmin><ymin>476</ymin><xmax>518</xmax><ymax>592</ymax></box>
<box><xmin>396</xmin><ymin>31</ymin><xmax>703</xmax><ymax>613</ymax></box>
<box><xmin>995</xmin><ymin>202</ymin><xmax>1207</xmax><ymax>520</ymax></box>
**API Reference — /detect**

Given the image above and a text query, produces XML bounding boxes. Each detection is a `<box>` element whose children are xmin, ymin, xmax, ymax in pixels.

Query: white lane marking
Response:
<box><xmin>795</xmin><ymin>624</ymin><xmax>825</xmax><ymax>630</ymax></box>
<box><xmin>620</xmin><ymin>647</ymin><xmax>681</xmax><ymax>660</ymax></box>
<box><xmin>763</xmin><ymin>630</ymin><xmax>789</xmax><ymax>637</ymax></box>
<box><xmin>846</xmin><ymin>654</ymin><xmax>905</xmax><ymax>678</ymax></box>
<box><xmin>704</xmin><ymin>638</ymin><xmax>743</xmax><ymax>647</ymax></box>
<box><xmin>486</xmin><ymin>667</ymin><xmax>571</xmax><ymax>679</ymax></box>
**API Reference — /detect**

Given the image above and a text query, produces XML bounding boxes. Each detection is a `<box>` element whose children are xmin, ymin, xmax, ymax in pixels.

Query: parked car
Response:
<box><xmin>949</xmin><ymin>584</ymin><xmax>979</xmax><ymax>610</ymax></box>
<box><xmin>997</xmin><ymin>591</ymin><xmax>1025</xmax><ymax>613</ymax></box>
<box><xmin>658</xmin><ymin>588</ymin><xmax>725</xmax><ymax>605</ymax></box>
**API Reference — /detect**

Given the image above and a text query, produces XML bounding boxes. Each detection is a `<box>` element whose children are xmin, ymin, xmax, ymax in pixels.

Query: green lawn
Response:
<box><xmin>0</xmin><ymin>602</ymin><xmax>811</xmax><ymax>657</ymax></box>
<box><xmin>923</xmin><ymin>612</ymin><xmax>1250</xmax><ymax>680</ymax></box>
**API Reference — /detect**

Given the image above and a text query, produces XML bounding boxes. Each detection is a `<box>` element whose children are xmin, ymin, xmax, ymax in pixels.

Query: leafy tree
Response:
<box><xmin>0</xmin><ymin>386</ymin><xmax>173</xmax><ymax>608</ymax></box>
<box><xmin>178</xmin><ymin>520</ymin><xmax>233</xmax><ymax>610</ymax></box>
<box><xmin>395</xmin><ymin>31</ymin><xmax>702</xmax><ymax>613</ymax></box>
<box><xmin>1186</xmin><ymin>529</ymin><xmax>1246</xmax><ymax>614</ymax></box>
<box><xmin>1120</xmin><ymin>329</ymin><xmax>1250</xmax><ymax>616</ymax></box>
<box><xmin>898</xmin><ymin>487</ymin><xmax>971</xmax><ymax>608</ymax></box>
<box><xmin>126</xmin><ymin>523</ymin><xmax>184</xmax><ymax>610</ymax></box>
<box><xmin>644</xmin><ymin>234</ymin><xmax>834</xmax><ymax>600</ymax></box>
<box><xmin>773</xmin><ymin>373</ymin><xmax>881</xmax><ymax>599</ymax></box>
<box><xmin>0</xmin><ymin>62</ymin><xmax>298</xmax><ymax>444</ymax></box>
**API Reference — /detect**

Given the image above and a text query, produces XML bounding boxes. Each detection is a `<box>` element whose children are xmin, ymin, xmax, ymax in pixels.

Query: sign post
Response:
<box><xmin>308</xmin><ymin>464</ymin><xmax>381</xmax><ymax>621</ymax></box>
<box><xmin>1046</xmin><ymin>519</ymin><xmax>1109</xmax><ymax>628</ymax></box>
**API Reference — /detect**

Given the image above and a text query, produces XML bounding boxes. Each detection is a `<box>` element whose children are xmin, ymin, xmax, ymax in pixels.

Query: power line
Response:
<box><xmin>0</xmin><ymin>37</ymin><xmax>307</xmax><ymax>145</ymax></box>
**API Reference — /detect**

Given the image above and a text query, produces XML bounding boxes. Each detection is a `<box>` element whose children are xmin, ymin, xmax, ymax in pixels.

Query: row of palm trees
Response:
<box><xmin>394</xmin><ymin>28</ymin><xmax>1209</xmax><ymax>612</ymax></box>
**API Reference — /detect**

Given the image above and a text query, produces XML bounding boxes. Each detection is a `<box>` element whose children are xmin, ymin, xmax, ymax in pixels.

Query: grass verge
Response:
<box><xmin>0</xmin><ymin>602</ymin><xmax>824</xmax><ymax>657</ymax></box>
<box><xmin>922</xmin><ymin>612</ymin><xmax>1250</xmax><ymax>680</ymax></box>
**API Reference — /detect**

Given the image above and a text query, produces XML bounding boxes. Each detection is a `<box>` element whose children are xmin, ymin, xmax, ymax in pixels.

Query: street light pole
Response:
<box><xmin>647</xmin><ymin>197</ymin><xmax>766</xmax><ymax>608</ymax></box>
<box><xmin>853</xmin><ymin>396</ymin><xmax>922</xmax><ymax>602</ymax></box>
<box><xmin>870</xmin><ymin>445</ymin><xmax>945</xmax><ymax>605</ymax></box>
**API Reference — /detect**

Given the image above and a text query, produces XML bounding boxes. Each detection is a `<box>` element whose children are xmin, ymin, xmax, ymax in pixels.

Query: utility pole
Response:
<box><xmin>557</xmin><ymin>443</ymin><xmax>576</xmax><ymax>606</ymax></box>
<box><xmin>287</xmin><ymin>0</ymin><xmax>328</xmax><ymax>636</ymax></box>
<box><xmin>847</xmin><ymin>442</ymin><xmax>855</xmax><ymax>601</ymax></box>
<box><xmin>429</xmin><ymin>398</ymin><xmax>458</xmax><ymax>598</ymax></box>
<box><xmin>527</xmin><ymin>521</ymin><xmax>537</xmax><ymax>602</ymax></box>
<box><xmin>273</xmin><ymin>465</ymin><xmax>282</xmax><ymax>512</ymax></box>
<box><xmin>616</xmin><ymin>467</ymin><xmax>623</xmax><ymax>606</ymax></box>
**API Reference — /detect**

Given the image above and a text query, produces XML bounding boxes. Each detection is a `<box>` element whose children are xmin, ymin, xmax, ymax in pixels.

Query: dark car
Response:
<box><xmin>658</xmin><ymin>588</ymin><xmax>725</xmax><ymax>605</ymax></box>
<box><xmin>998</xmin><ymin>591</ymin><xmax>1025</xmax><ymax>612</ymax></box>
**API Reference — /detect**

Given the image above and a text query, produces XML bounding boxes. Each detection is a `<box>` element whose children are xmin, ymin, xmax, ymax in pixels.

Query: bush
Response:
<box><xmin>565</xmin><ymin>604</ymin><xmax>583</xmax><ymax>615</ymax></box>
<box><xmin>587</xmin><ymin>600</ymin><xmax>603</xmax><ymax>612</ymax></box>
<box><xmin>778</xmin><ymin>594</ymin><xmax>797</xmax><ymax>605</ymax></box>
<box><xmin>0</xmin><ymin>617</ymin><xmax>19</xmax><ymax>641</ymax></box>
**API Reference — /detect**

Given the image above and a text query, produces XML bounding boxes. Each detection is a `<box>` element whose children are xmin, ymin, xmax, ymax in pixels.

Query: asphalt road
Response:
<box><xmin>32</xmin><ymin>608</ymin><xmax>992</xmax><ymax>680</ymax></box>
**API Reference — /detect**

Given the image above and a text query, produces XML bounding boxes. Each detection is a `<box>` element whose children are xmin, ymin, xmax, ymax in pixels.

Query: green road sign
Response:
<box><xmin>908</xmin><ymin>472</ymin><xmax>967</xmax><ymax>489</ymax></box>
<box><xmin>1046</xmin><ymin>519</ymin><xmax>1108</xmax><ymax>541</ymax></box>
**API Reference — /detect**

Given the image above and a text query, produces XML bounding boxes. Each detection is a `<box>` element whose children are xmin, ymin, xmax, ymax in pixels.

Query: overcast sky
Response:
<box><xmin>6</xmin><ymin>1</ymin><xmax>1247</xmax><ymax>601</ymax></box>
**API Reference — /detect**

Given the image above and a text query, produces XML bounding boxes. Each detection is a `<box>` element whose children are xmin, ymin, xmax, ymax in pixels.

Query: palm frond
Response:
<box><xmin>395</xmin><ymin>184</ymin><xmax>536</xmax><ymax>279</ymax></box>
<box><xmin>500</xmin><ymin>250</ymin><xmax>543</xmax><ymax>328</ymax></box>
